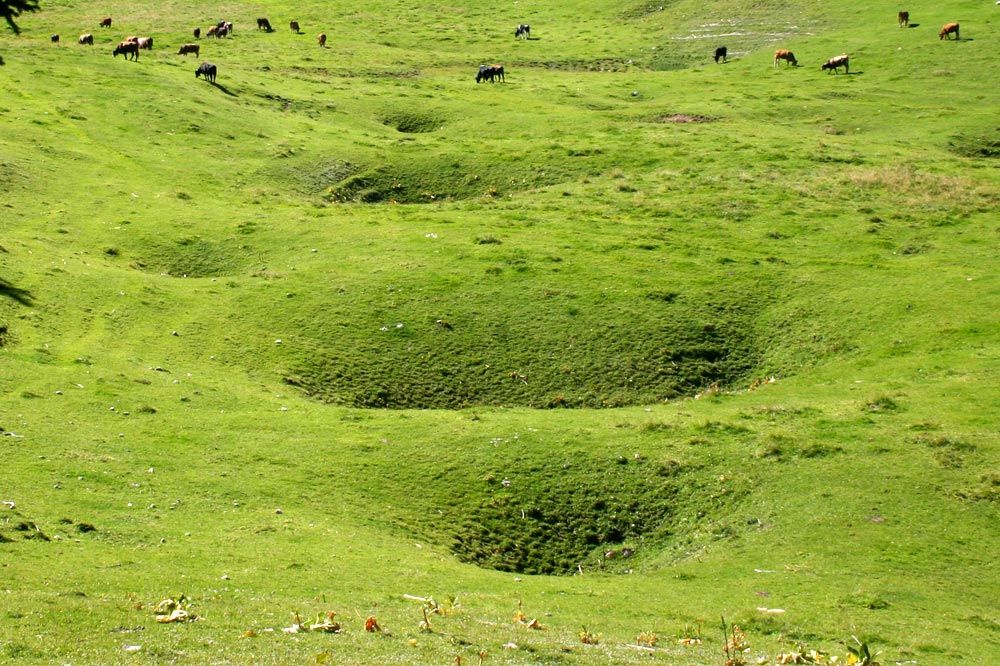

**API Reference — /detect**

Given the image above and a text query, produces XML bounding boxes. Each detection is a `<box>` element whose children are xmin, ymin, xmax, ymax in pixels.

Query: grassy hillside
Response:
<box><xmin>2</xmin><ymin>0</ymin><xmax>998</xmax><ymax>664</ymax></box>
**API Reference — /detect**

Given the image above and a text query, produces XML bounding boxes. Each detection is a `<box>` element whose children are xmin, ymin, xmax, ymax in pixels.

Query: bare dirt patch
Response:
<box><xmin>658</xmin><ymin>114</ymin><xmax>714</xmax><ymax>123</ymax></box>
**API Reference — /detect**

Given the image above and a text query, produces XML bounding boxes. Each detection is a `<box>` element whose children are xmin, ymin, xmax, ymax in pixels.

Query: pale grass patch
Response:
<box><xmin>839</xmin><ymin>165</ymin><xmax>998</xmax><ymax>208</ymax></box>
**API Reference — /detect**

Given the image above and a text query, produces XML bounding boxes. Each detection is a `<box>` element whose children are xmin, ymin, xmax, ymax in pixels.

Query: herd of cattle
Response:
<box><xmin>52</xmin><ymin>14</ymin><xmax>329</xmax><ymax>83</ymax></box>
<box><xmin>740</xmin><ymin>11</ymin><xmax>962</xmax><ymax>75</ymax></box>
<box><xmin>46</xmin><ymin>10</ymin><xmax>964</xmax><ymax>84</ymax></box>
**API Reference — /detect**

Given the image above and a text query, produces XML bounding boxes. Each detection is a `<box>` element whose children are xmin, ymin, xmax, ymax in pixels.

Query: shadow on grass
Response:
<box><xmin>210</xmin><ymin>81</ymin><xmax>237</xmax><ymax>96</ymax></box>
<box><xmin>1</xmin><ymin>278</ymin><xmax>34</xmax><ymax>305</ymax></box>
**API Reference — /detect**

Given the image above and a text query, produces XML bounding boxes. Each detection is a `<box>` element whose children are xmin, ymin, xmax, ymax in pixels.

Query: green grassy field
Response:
<box><xmin>2</xmin><ymin>0</ymin><xmax>998</xmax><ymax>664</ymax></box>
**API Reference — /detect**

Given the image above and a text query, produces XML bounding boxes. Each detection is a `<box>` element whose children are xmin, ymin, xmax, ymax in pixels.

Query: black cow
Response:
<box><xmin>193</xmin><ymin>27</ymin><xmax>201</xmax><ymax>39</ymax></box>
<box><xmin>476</xmin><ymin>64</ymin><xmax>505</xmax><ymax>83</ymax></box>
<box><xmin>257</xmin><ymin>17</ymin><xmax>273</xmax><ymax>32</ymax></box>
<box><xmin>714</xmin><ymin>46</ymin><xmax>727</xmax><ymax>63</ymax></box>
<box><xmin>195</xmin><ymin>62</ymin><xmax>217</xmax><ymax>82</ymax></box>
<box><xmin>51</xmin><ymin>34</ymin><xmax>59</xmax><ymax>43</ymax></box>
<box><xmin>113</xmin><ymin>41</ymin><xmax>139</xmax><ymax>60</ymax></box>
<box><xmin>515</xmin><ymin>24</ymin><xmax>530</xmax><ymax>39</ymax></box>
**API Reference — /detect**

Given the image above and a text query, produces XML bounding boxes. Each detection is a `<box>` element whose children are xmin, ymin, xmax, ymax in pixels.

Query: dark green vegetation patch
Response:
<box><xmin>949</xmin><ymin>129</ymin><xmax>1000</xmax><ymax>159</ymax></box>
<box><xmin>449</xmin><ymin>453</ymin><xmax>745</xmax><ymax>574</ymax></box>
<box><xmin>284</xmin><ymin>290</ymin><xmax>765</xmax><ymax>408</ymax></box>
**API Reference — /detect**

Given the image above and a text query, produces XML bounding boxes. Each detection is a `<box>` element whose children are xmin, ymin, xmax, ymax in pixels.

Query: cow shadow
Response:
<box><xmin>0</xmin><ymin>278</ymin><xmax>35</xmax><ymax>306</ymax></box>
<box><xmin>907</xmin><ymin>23</ymin><xmax>920</xmax><ymax>28</ymax></box>
<box><xmin>211</xmin><ymin>81</ymin><xmax>237</xmax><ymax>96</ymax></box>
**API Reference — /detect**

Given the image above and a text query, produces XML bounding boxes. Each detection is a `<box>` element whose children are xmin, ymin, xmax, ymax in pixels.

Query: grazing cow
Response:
<box><xmin>216</xmin><ymin>25</ymin><xmax>229</xmax><ymax>38</ymax></box>
<box><xmin>317</xmin><ymin>33</ymin><xmax>327</xmax><ymax>47</ymax></box>
<box><xmin>193</xmin><ymin>27</ymin><xmax>201</xmax><ymax>39</ymax></box>
<box><xmin>476</xmin><ymin>64</ymin><xmax>505</xmax><ymax>83</ymax></box>
<box><xmin>257</xmin><ymin>17</ymin><xmax>273</xmax><ymax>32</ymax></box>
<box><xmin>773</xmin><ymin>49</ymin><xmax>797</xmax><ymax>66</ymax></box>
<box><xmin>515</xmin><ymin>24</ymin><xmax>530</xmax><ymax>39</ymax></box>
<box><xmin>113</xmin><ymin>41</ymin><xmax>139</xmax><ymax>60</ymax></box>
<box><xmin>137</xmin><ymin>37</ymin><xmax>153</xmax><ymax>50</ymax></box>
<box><xmin>897</xmin><ymin>11</ymin><xmax>909</xmax><ymax>27</ymax></box>
<box><xmin>821</xmin><ymin>54</ymin><xmax>849</xmax><ymax>74</ymax></box>
<box><xmin>99</xmin><ymin>17</ymin><xmax>112</xmax><ymax>28</ymax></box>
<box><xmin>178</xmin><ymin>43</ymin><xmax>200</xmax><ymax>56</ymax></box>
<box><xmin>195</xmin><ymin>62</ymin><xmax>217</xmax><ymax>82</ymax></box>
<box><xmin>50</xmin><ymin>34</ymin><xmax>59</xmax><ymax>43</ymax></box>
<box><xmin>714</xmin><ymin>45</ymin><xmax>727</xmax><ymax>63</ymax></box>
<box><xmin>290</xmin><ymin>20</ymin><xmax>301</xmax><ymax>33</ymax></box>
<box><xmin>939</xmin><ymin>22</ymin><xmax>959</xmax><ymax>39</ymax></box>
<box><xmin>206</xmin><ymin>24</ymin><xmax>219</xmax><ymax>37</ymax></box>
<box><xmin>79</xmin><ymin>33</ymin><xmax>94</xmax><ymax>45</ymax></box>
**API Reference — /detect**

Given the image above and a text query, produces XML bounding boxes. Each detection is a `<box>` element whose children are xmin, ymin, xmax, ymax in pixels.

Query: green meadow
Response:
<box><xmin>1</xmin><ymin>0</ymin><xmax>998</xmax><ymax>663</ymax></box>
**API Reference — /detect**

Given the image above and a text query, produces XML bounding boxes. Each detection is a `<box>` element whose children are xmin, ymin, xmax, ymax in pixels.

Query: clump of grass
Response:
<box><xmin>863</xmin><ymin>395</ymin><xmax>900</xmax><ymax>413</ymax></box>
<box><xmin>843</xmin><ymin>591</ymin><xmax>891</xmax><ymax>610</ymax></box>
<box><xmin>958</xmin><ymin>473</ymin><xmax>1000</xmax><ymax>503</ymax></box>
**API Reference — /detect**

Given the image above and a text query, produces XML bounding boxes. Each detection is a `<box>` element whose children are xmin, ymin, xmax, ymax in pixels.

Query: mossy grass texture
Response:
<box><xmin>2</xmin><ymin>0</ymin><xmax>998</xmax><ymax>663</ymax></box>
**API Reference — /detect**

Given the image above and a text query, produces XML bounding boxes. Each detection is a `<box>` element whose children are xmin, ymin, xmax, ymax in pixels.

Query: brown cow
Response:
<box><xmin>137</xmin><ymin>37</ymin><xmax>153</xmax><ymax>50</ymax></box>
<box><xmin>476</xmin><ymin>64</ymin><xmax>505</xmax><ymax>82</ymax></box>
<box><xmin>206</xmin><ymin>24</ymin><xmax>219</xmax><ymax>37</ymax></box>
<box><xmin>773</xmin><ymin>49</ymin><xmax>797</xmax><ymax>67</ymax></box>
<box><xmin>113</xmin><ymin>41</ymin><xmax>139</xmax><ymax>60</ymax></box>
<box><xmin>178</xmin><ymin>43</ymin><xmax>200</xmax><ymax>56</ymax></box>
<box><xmin>79</xmin><ymin>33</ymin><xmax>94</xmax><ymax>45</ymax></box>
<box><xmin>897</xmin><ymin>11</ymin><xmax>909</xmax><ymax>27</ymax></box>
<box><xmin>290</xmin><ymin>20</ymin><xmax>300</xmax><ymax>33</ymax></box>
<box><xmin>317</xmin><ymin>33</ymin><xmax>327</xmax><ymax>47</ymax></box>
<box><xmin>939</xmin><ymin>22</ymin><xmax>959</xmax><ymax>40</ymax></box>
<box><xmin>99</xmin><ymin>17</ymin><xmax>112</xmax><ymax>28</ymax></box>
<box><xmin>821</xmin><ymin>54</ymin><xmax>849</xmax><ymax>74</ymax></box>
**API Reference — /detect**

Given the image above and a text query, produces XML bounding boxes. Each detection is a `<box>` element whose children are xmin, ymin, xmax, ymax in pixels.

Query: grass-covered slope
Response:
<box><xmin>2</xmin><ymin>0</ymin><xmax>998</xmax><ymax>664</ymax></box>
